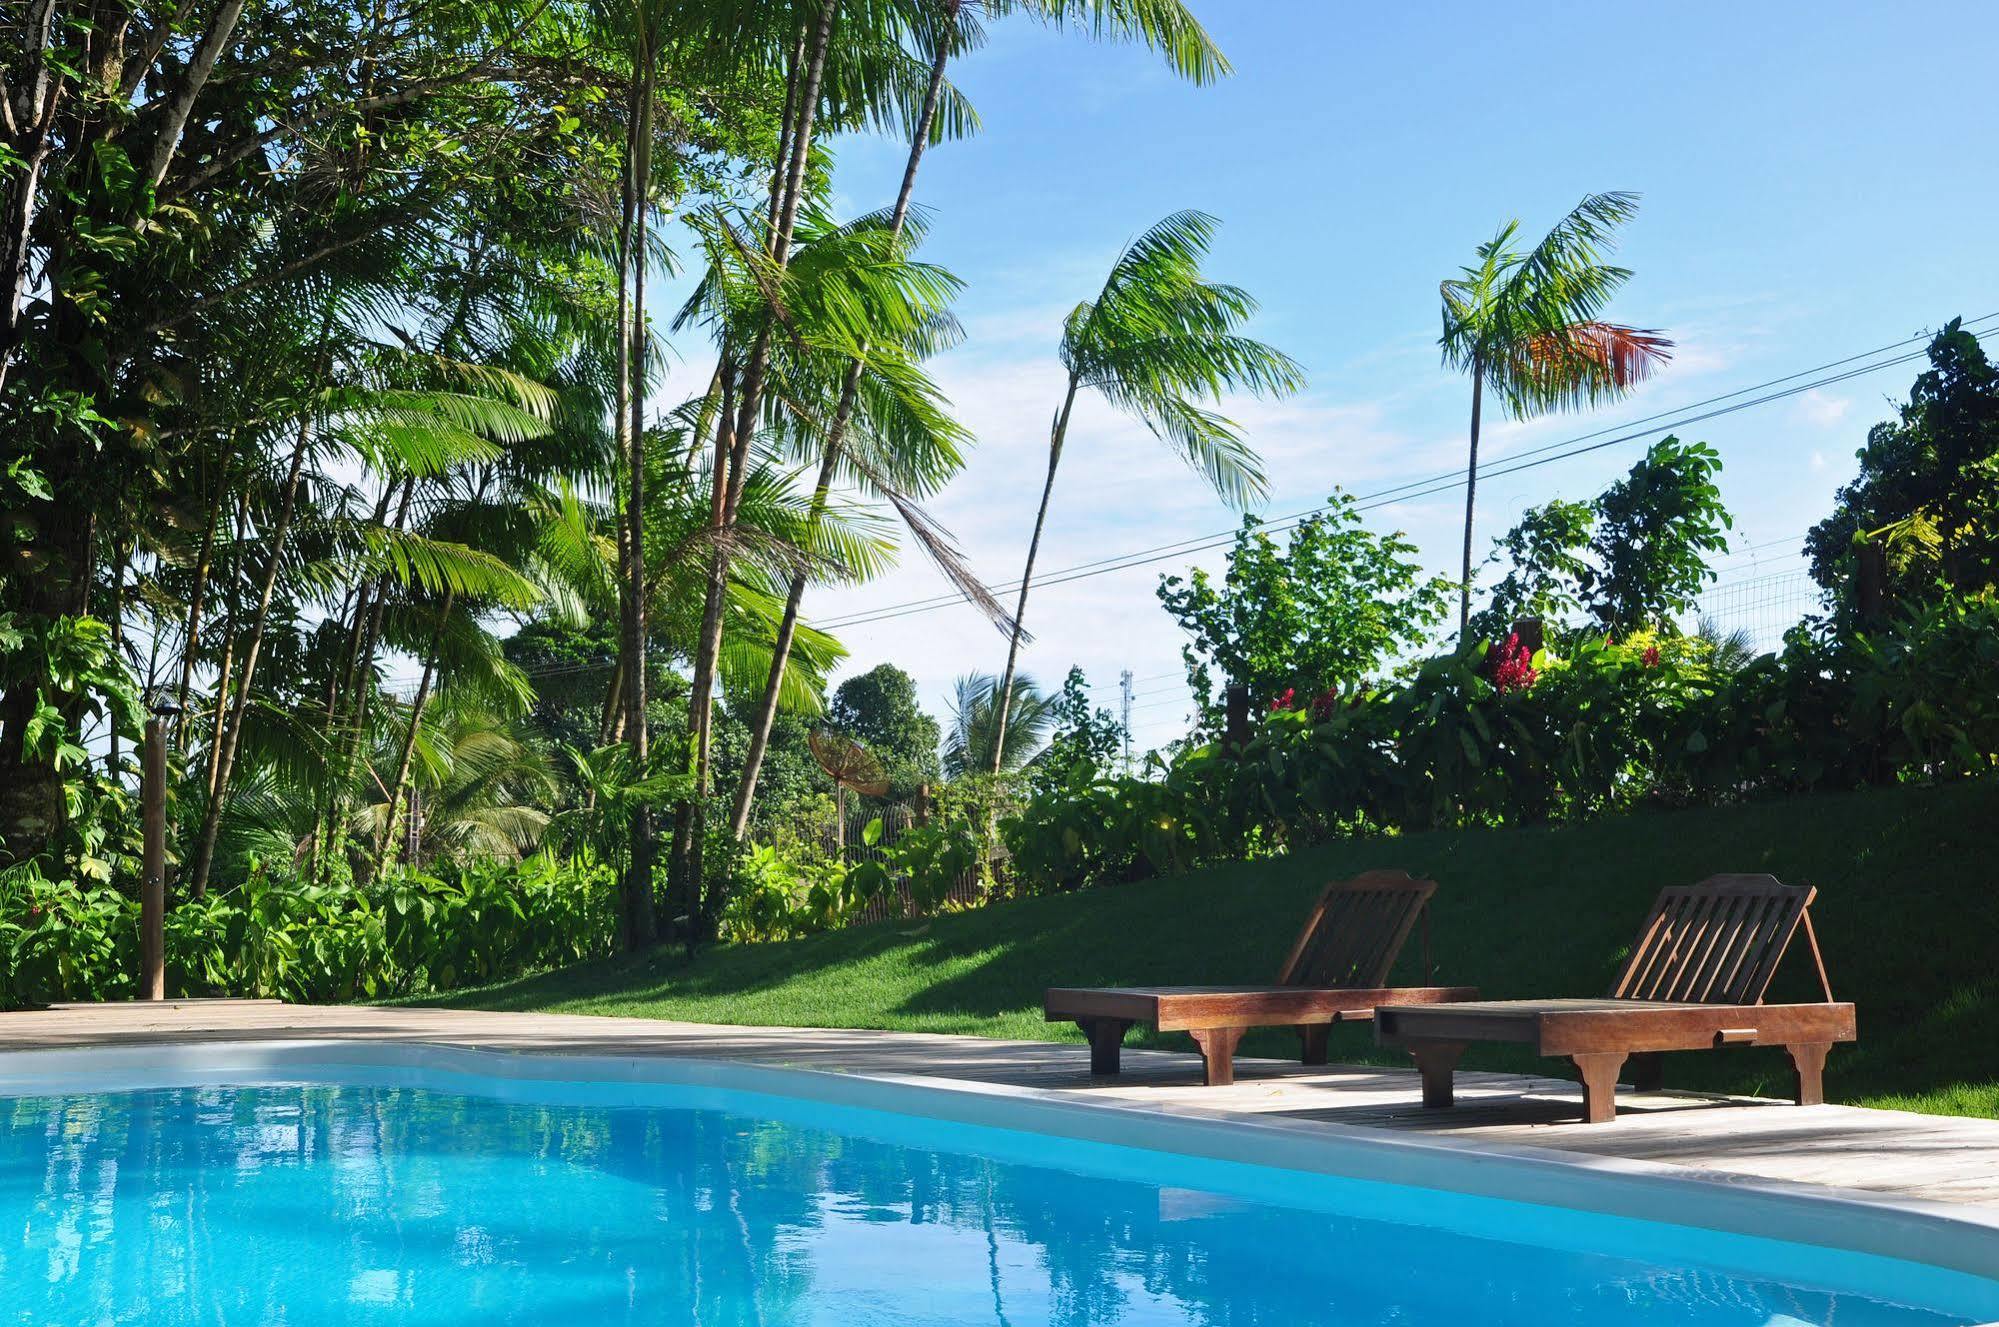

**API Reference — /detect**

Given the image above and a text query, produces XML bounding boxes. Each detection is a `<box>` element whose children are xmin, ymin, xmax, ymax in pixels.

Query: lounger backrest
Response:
<box><xmin>1275</xmin><ymin>870</ymin><xmax>1436</xmax><ymax>988</ymax></box>
<box><xmin>1609</xmin><ymin>874</ymin><xmax>1820</xmax><ymax>1005</ymax></box>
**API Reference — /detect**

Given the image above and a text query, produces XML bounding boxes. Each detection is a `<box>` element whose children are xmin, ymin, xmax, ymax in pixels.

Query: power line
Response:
<box><xmin>816</xmin><ymin>313</ymin><xmax>1999</xmax><ymax>633</ymax></box>
<box><xmin>383</xmin><ymin>315</ymin><xmax>1988</xmax><ymax>699</ymax></box>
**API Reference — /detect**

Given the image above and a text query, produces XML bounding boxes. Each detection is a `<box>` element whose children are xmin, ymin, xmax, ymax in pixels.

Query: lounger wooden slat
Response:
<box><xmin>1046</xmin><ymin>870</ymin><xmax>1475</xmax><ymax>1086</ymax></box>
<box><xmin>1377</xmin><ymin>874</ymin><xmax>1854</xmax><ymax>1124</ymax></box>
<box><xmin>1672</xmin><ymin>890</ymin><xmax>1751</xmax><ymax>1005</ymax></box>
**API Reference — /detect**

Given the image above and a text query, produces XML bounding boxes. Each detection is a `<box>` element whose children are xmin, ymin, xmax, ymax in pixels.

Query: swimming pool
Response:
<box><xmin>2</xmin><ymin>1042</ymin><xmax>1995</xmax><ymax>1326</ymax></box>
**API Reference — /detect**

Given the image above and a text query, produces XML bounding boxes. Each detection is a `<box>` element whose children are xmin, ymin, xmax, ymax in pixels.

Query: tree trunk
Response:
<box><xmin>335</xmin><ymin>477</ymin><xmax>415</xmax><ymax>778</ymax></box>
<box><xmin>672</xmin><ymin>0</ymin><xmax>837</xmax><ymax>906</ymax></box>
<box><xmin>372</xmin><ymin>587</ymin><xmax>453</xmax><ymax>879</ymax></box>
<box><xmin>186</xmin><ymin>414</ymin><xmax>313</xmax><ymax>899</ymax></box>
<box><xmin>990</xmin><ymin>378</ymin><xmax>1079</xmax><ymax>773</ymax></box>
<box><xmin>597</xmin><ymin>658</ymin><xmax>625</xmax><ymax>748</ymax></box>
<box><xmin>728</xmin><ymin>10</ymin><xmax>956</xmax><ymax>840</ymax></box>
<box><xmin>173</xmin><ymin>473</ymin><xmax>225</xmax><ymax>745</ymax></box>
<box><xmin>622</xmin><ymin>55</ymin><xmax>660</xmax><ymax>951</ymax></box>
<box><xmin>106</xmin><ymin>535</ymin><xmax>130</xmax><ymax>774</ymax></box>
<box><xmin>664</xmin><ymin>367</ymin><xmax>739</xmax><ymax>909</ymax></box>
<box><xmin>1457</xmin><ymin>367</ymin><xmax>1484</xmax><ymax>637</ymax></box>
<box><xmin>0</xmin><ymin>0</ymin><xmax>64</xmax><ymax>394</ymax></box>
<box><xmin>203</xmin><ymin>490</ymin><xmax>251</xmax><ymax>798</ymax></box>
<box><xmin>138</xmin><ymin>0</ymin><xmax>249</xmax><ymax>191</ymax></box>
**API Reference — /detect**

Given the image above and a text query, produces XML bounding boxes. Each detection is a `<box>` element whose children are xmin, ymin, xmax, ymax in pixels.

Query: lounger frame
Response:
<box><xmin>1375</xmin><ymin>875</ymin><xmax>1856</xmax><ymax>1123</ymax></box>
<box><xmin>1044</xmin><ymin>870</ymin><xmax>1476</xmax><ymax>1086</ymax></box>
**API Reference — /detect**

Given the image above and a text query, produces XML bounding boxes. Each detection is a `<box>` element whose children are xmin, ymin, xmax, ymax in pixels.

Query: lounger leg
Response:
<box><xmin>1627</xmin><ymin>1052</ymin><xmax>1665</xmax><ymax>1092</ymax></box>
<box><xmin>1298</xmin><ymin>1023</ymin><xmax>1330</xmax><ymax>1066</ymax></box>
<box><xmin>1571</xmin><ymin>1053</ymin><xmax>1628</xmax><ymax>1124</ymax></box>
<box><xmin>1188</xmin><ymin>1026</ymin><xmax>1245</xmax><ymax>1086</ymax></box>
<box><xmin>1076</xmin><ymin>1019</ymin><xmax>1132</xmax><ymax>1076</ymax></box>
<box><xmin>1787</xmin><ymin>1042</ymin><xmax>1831</xmax><ymax>1105</ymax></box>
<box><xmin>1407</xmin><ymin>1040</ymin><xmax>1466</xmax><ymax>1108</ymax></box>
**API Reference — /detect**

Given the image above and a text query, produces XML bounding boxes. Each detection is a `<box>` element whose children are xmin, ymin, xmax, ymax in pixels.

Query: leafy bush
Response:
<box><xmin>847</xmin><ymin>815</ymin><xmax>982</xmax><ymax>915</ymax></box>
<box><xmin>1157</xmin><ymin>493</ymin><xmax>1451</xmax><ymax>727</ymax></box>
<box><xmin>0</xmin><ymin>853</ymin><xmax>614</xmax><ymax>1007</ymax></box>
<box><xmin>998</xmin><ymin>598</ymin><xmax>1999</xmax><ymax>895</ymax></box>
<box><xmin>716</xmin><ymin>843</ymin><xmax>849</xmax><ymax>943</ymax></box>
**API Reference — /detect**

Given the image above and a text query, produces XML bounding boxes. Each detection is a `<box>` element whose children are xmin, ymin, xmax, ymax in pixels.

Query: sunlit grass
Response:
<box><xmin>433</xmin><ymin>778</ymin><xmax>1999</xmax><ymax>1120</ymax></box>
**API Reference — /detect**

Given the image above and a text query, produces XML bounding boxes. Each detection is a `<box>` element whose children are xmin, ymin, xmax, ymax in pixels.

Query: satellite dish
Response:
<box><xmin>810</xmin><ymin>729</ymin><xmax>888</xmax><ymax>858</ymax></box>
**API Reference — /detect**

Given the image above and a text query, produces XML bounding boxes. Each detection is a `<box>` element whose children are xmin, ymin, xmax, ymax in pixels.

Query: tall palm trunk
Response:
<box><xmin>203</xmin><ymin>489</ymin><xmax>250</xmax><ymax>798</ymax></box>
<box><xmin>325</xmin><ymin>477</ymin><xmax>415</xmax><ymax>870</ymax></box>
<box><xmin>728</xmin><ymin>9</ymin><xmax>956</xmax><ymax>840</ymax></box>
<box><xmin>670</xmin><ymin>0</ymin><xmax>837</xmax><ymax>916</ymax></box>
<box><xmin>609</xmin><ymin>52</ymin><xmax>646</xmax><ymax>948</ymax></box>
<box><xmin>186</xmin><ymin>415</ymin><xmax>313</xmax><ymax>897</ymax></box>
<box><xmin>372</xmin><ymin>587</ymin><xmax>453</xmax><ymax>878</ymax></box>
<box><xmin>105</xmin><ymin>535</ymin><xmax>130</xmax><ymax>773</ymax></box>
<box><xmin>310</xmin><ymin>476</ymin><xmax>400</xmax><ymax>876</ymax></box>
<box><xmin>989</xmin><ymin>379</ymin><xmax>1080</xmax><ymax>773</ymax></box>
<box><xmin>1457</xmin><ymin>364</ymin><xmax>1484</xmax><ymax>636</ymax></box>
<box><xmin>621</xmin><ymin>53</ymin><xmax>660</xmax><ymax>950</ymax></box>
<box><xmin>172</xmin><ymin>475</ymin><xmax>224</xmax><ymax>736</ymax></box>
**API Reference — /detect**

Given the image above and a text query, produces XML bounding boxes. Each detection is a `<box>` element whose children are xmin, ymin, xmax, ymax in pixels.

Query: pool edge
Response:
<box><xmin>4</xmin><ymin>1036</ymin><xmax>1996</xmax><ymax>1296</ymax></box>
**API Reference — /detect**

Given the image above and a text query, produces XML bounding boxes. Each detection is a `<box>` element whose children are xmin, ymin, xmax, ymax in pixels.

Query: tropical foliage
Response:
<box><xmin>0</xmin><ymin>0</ymin><xmax>1247</xmax><ymax>999</ymax></box>
<box><xmin>4</xmin><ymin>0</ymin><xmax>1995</xmax><ymax>1000</ymax></box>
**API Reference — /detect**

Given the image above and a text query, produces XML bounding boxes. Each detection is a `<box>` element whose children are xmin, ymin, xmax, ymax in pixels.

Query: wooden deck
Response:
<box><xmin>4</xmin><ymin>1000</ymin><xmax>1997</xmax><ymax>1209</ymax></box>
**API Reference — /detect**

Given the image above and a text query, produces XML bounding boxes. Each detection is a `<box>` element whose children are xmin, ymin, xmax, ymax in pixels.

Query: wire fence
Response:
<box><xmin>1689</xmin><ymin>568</ymin><xmax>1820</xmax><ymax>655</ymax></box>
<box><xmin>836</xmin><ymin>801</ymin><xmax>995</xmax><ymax>926</ymax></box>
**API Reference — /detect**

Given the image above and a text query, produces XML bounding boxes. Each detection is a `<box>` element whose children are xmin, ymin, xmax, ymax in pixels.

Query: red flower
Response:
<box><xmin>1268</xmin><ymin>687</ymin><xmax>1296</xmax><ymax>713</ymax></box>
<box><xmin>1642</xmin><ymin>645</ymin><xmax>1662</xmax><ymax>668</ymax></box>
<box><xmin>1491</xmin><ymin>633</ymin><xmax>1538</xmax><ymax>693</ymax></box>
<box><xmin>1310</xmin><ymin>686</ymin><xmax>1340</xmax><ymax>720</ymax></box>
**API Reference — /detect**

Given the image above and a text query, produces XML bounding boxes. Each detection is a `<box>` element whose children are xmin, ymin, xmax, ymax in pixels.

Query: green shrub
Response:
<box><xmin>998</xmin><ymin>598</ymin><xmax>1999</xmax><ymax>895</ymax></box>
<box><xmin>0</xmin><ymin>852</ymin><xmax>614</xmax><ymax>1007</ymax></box>
<box><xmin>716</xmin><ymin>843</ymin><xmax>849</xmax><ymax>943</ymax></box>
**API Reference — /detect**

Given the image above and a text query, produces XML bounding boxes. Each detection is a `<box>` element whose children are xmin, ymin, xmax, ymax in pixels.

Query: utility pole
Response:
<box><xmin>1118</xmin><ymin>669</ymin><xmax>1134</xmax><ymax>772</ymax></box>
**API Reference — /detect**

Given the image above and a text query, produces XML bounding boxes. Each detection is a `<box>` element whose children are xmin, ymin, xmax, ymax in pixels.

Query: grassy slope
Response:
<box><xmin>438</xmin><ymin>778</ymin><xmax>1999</xmax><ymax>1118</ymax></box>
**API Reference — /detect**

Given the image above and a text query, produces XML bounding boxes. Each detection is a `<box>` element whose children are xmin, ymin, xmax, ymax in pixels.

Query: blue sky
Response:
<box><xmin>656</xmin><ymin>2</ymin><xmax>1999</xmax><ymax>751</ymax></box>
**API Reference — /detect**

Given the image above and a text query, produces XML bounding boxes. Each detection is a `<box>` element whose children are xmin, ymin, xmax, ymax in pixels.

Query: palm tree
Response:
<box><xmin>988</xmin><ymin>210</ymin><xmax>1303</xmax><ymax>772</ymax></box>
<box><xmin>945</xmin><ymin>672</ymin><xmax>1055</xmax><ymax>777</ymax></box>
<box><xmin>355</xmin><ymin>699</ymin><xmax>561</xmax><ymax>869</ymax></box>
<box><xmin>728</xmin><ymin>0</ymin><xmax>1230</xmax><ymax>838</ymax></box>
<box><xmin>1439</xmin><ymin>191</ymin><xmax>1673</xmax><ymax>636</ymax></box>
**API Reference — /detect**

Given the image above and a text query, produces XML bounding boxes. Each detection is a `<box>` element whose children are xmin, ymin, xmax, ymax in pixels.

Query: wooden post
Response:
<box><xmin>1224</xmin><ymin>684</ymin><xmax>1249</xmax><ymax>753</ymax></box>
<box><xmin>140</xmin><ymin>713</ymin><xmax>167</xmax><ymax>1001</ymax></box>
<box><xmin>1856</xmin><ymin>539</ymin><xmax>1887</xmax><ymax>626</ymax></box>
<box><xmin>913</xmin><ymin>782</ymin><xmax>931</xmax><ymax>826</ymax></box>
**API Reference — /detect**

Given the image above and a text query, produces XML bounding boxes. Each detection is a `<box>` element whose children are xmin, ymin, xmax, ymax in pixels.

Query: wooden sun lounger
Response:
<box><xmin>1045</xmin><ymin>870</ymin><xmax>1477</xmax><ymax>1086</ymax></box>
<box><xmin>1375</xmin><ymin>874</ymin><xmax>1856</xmax><ymax>1123</ymax></box>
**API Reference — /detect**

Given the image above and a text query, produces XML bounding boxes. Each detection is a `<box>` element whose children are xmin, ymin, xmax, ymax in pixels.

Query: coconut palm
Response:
<box><xmin>1439</xmin><ymin>191</ymin><xmax>1674</xmax><ymax>636</ymax></box>
<box><xmin>945</xmin><ymin>672</ymin><xmax>1055</xmax><ymax>777</ymax></box>
<box><xmin>988</xmin><ymin>210</ymin><xmax>1304</xmax><ymax>772</ymax></box>
<box><xmin>728</xmin><ymin>0</ymin><xmax>1230</xmax><ymax>838</ymax></box>
<box><xmin>354</xmin><ymin>699</ymin><xmax>561</xmax><ymax>868</ymax></box>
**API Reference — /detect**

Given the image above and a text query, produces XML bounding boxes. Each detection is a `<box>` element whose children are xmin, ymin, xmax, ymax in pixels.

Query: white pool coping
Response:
<box><xmin>4</xmin><ymin>1035</ymin><xmax>1998</xmax><ymax>1314</ymax></box>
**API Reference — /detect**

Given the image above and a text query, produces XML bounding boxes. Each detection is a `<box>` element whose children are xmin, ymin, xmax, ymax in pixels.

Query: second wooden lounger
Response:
<box><xmin>1375</xmin><ymin>874</ymin><xmax>1856</xmax><ymax>1123</ymax></box>
<box><xmin>1045</xmin><ymin>869</ymin><xmax>1476</xmax><ymax>1086</ymax></box>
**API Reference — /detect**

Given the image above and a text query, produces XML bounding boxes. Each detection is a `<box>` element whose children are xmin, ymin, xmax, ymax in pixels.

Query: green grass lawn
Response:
<box><xmin>435</xmin><ymin>778</ymin><xmax>1999</xmax><ymax>1119</ymax></box>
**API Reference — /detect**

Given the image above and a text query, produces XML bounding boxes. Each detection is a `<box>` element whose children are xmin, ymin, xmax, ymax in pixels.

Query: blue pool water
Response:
<box><xmin>0</xmin><ymin>1075</ymin><xmax>1984</xmax><ymax>1327</ymax></box>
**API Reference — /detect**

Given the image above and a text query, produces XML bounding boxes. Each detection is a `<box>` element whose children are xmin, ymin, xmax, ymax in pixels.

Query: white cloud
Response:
<box><xmin>1793</xmin><ymin>389</ymin><xmax>1852</xmax><ymax>428</ymax></box>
